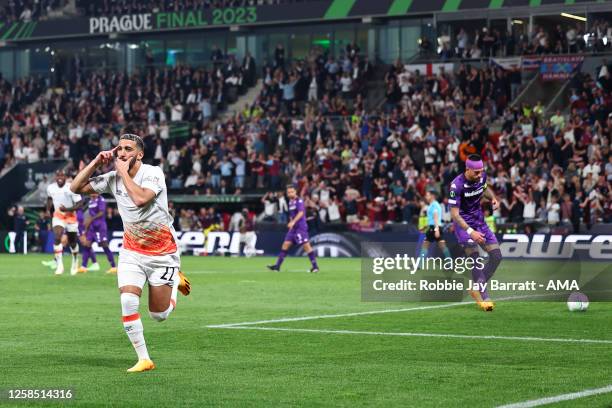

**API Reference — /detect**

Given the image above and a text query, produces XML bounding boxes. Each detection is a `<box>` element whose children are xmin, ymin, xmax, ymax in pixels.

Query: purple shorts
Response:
<box><xmin>284</xmin><ymin>229</ymin><xmax>309</xmax><ymax>246</ymax></box>
<box><xmin>86</xmin><ymin>222</ymin><xmax>108</xmax><ymax>243</ymax></box>
<box><xmin>454</xmin><ymin>221</ymin><xmax>498</xmax><ymax>247</ymax></box>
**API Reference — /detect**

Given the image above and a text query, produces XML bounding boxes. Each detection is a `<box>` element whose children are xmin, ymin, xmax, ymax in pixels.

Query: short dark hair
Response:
<box><xmin>467</xmin><ymin>154</ymin><xmax>481</xmax><ymax>161</ymax></box>
<box><xmin>286</xmin><ymin>184</ymin><xmax>296</xmax><ymax>190</ymax></box>
<box><xmin>120</xmin><ymin>133</ymin><xmax>144</xmax><ymax>151</ymax></box>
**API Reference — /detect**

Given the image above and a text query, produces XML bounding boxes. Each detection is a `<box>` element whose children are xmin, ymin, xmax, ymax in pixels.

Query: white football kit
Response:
<box><xmin>89</xmin><ymin>164</ymin><xmax>180</xmax><ymax>289</ymax></box>
<box><xmin>47</xmin><ymin>182</ymin><xmax>81</xmax><ymax>232</ymax></box>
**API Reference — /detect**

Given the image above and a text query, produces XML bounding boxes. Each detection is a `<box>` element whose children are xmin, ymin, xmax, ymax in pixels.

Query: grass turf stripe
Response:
<box><xmin>489</xmin><ymin>0</ymin><xmax>504</xmax><ymax>8</ymax></box>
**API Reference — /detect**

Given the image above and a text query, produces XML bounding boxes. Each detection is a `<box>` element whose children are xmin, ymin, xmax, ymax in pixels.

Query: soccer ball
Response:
<box><xmin>567</xmin><ymin>292</ymin><xmax>589</xmax><ymax>312</ymax></box>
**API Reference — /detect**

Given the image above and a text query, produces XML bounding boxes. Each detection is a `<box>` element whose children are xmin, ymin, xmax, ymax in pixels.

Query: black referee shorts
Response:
<box><xmin>425</xmin><ymin>226</ymin><xmax>444</xmax><ymax>242</ymax></box>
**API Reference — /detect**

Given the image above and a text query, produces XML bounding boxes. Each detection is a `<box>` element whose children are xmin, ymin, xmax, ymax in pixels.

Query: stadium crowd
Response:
<box><xmin>434</xmin><ymin>21</ymin><xmax>612</xmax><ymax>60</ymax></box>
<box><xmin>0</xmin><ymin>0</ymin><xmax>64</xmax><ymax>22</ymax></box>
<box><xmin>0</xmin><ymin>52</ymin><xmax>257</xmax><ymax>171</ymax></box>
<box><xmin>1</xmin><ymin>44</ymin><xmax>611</xmax><ymax>234</ymax></box>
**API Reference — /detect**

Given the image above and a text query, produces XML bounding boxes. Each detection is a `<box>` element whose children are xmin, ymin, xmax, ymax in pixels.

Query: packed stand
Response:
<box><xmin>138</xmin><ymin>58</ymin><xmax>610</xmax><ymax>233</ymax></box>
<box><xmin>2</xmin><ymin>54</ymin><xmax>611</xmax><ymax>234</ymax></box>
<box><xmin>251</xmin><ymin>44</ymin><xmax>373</xmax><ymax>117</ymax></box>
<box><xmin>0</xmin><ymin>51</ymin><xmax>257</xmax><ymax>174</ymax></box>
<box><xmin>434</xmin><ymin>21</ymin><xmax>612</xmax><ymax>60</ymax></box>
<box><xmin>0</xmin><ymin>0</ymin><xmax>65</xmax><ymax>22</ymax></box>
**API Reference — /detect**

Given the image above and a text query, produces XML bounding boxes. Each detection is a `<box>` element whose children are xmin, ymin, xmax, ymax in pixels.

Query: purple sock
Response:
<box><xmin>470</xmin><ymin>252</ymin><xmax>489</xmax><ymax>300</ymax></box>
<box><xmin>275</xmin><ymin>250</ymin><xmax>287</xmax><ymax>268</ymax></box>
<box><xmin>90</xmin><ymin>249</ymin><xmax>97</xmax><ymax>263</ymax></box>
<box><xmin>103</xmin><ymin>246</ymin><xmax>116</xmax><ymax>267</ymax></box>
<box><xmin>82</xmin><ymin>247</ymin><xmax>90</xmax><ymax>267</ymax></box>
<box><xmin>307</xmin><ymin>251</ymin><xmax>318</xmax><ymax>269</ymax></box>
<box><xmin>482</xmin><ymin>249</ymin><xmax>502</xmax><ymax>283</ymax></box>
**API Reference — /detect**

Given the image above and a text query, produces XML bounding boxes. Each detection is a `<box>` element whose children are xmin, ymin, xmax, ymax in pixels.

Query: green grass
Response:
<box><xmin>0</xmin><ymin>254</ymin><xmax>611</xmax><ymax>407</ymax></box>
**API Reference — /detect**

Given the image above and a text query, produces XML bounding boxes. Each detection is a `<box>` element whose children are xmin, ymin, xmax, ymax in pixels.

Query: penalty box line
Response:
<box><xmin>213</xmin><ymin>326</ymin><xmax>612</xmax><ymax>345</ymax></box>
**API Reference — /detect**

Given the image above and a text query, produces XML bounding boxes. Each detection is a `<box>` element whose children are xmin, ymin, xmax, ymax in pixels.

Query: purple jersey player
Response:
<box><xmin>268</xmin><ymin>185</ymin><xmax>319</xmax><ymax>273</ymax></box>
<box><xmin>449</xmin><ymin>154</ymin><xmax>502</xmax><ymax>312</ymax></box>
<box><xmin>79</xmin><ymin>193</ymin><xmax>116</xmax><ymax>274</ymax></box>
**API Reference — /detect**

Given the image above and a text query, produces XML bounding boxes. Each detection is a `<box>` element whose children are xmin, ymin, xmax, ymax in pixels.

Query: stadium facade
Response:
<box><xmin>0</xmin><ymin>0</ymin><xmax>610</xmax><ymax>80</ymax></box>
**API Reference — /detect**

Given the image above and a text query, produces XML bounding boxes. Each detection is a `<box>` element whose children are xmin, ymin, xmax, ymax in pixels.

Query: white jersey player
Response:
<box><xmin>43</xmin><ymin>170</ymin><xmax>83</xmax><ymax>275</ymax></box>
<box><xmin>70</xmin><ymin>133</ymin><xmax>191</xmax><ymax>373</ymax></box>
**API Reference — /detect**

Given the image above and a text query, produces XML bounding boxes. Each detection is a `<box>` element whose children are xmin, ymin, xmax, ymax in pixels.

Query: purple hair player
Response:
<box><xmin>268</xmin><ymin>185</ymin><xmax>319</xmax><ymax>273</ymax></box>
<box><xmin>78</xmin><ymin>192</ymin><xmax>117</xmax><ymax>274</ymax></box>
<box><xmin>449</xmin><ymin>154</ymin><xmax>503</xmax><ymax>311</ymax></box>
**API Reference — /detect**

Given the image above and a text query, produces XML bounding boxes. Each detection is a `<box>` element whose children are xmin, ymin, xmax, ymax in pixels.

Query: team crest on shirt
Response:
<box><xmin>449</xmin><ymin>191</ymin><xmax>456</xmax><ymax>198</ymax></box>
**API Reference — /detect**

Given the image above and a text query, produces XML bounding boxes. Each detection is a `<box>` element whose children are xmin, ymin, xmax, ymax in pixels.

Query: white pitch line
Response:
<box><xmin>206</xmin><ymin>301</ymin><xmax>473</xmax><ymax>328</ymax></box>
<box><xmin>205</xmin><ymin>294</ymin><xmax>546</xmax><ymax>329</ymax></box>
<box><xmin>495</xmin><ymin>384</ymin><xmax>612</xmax><ymax>408</ymax></box>
<box><xmin>214</xmin><ymin>326</ymin><xmax>612</xmax><ymax>345</ymax></box>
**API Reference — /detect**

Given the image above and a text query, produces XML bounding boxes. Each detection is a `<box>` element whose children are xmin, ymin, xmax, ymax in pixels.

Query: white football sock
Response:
<box><xmin>70</xmin><ymin>244</ymin><xmax>79</xmax><ymax>265</ymax></box>
<box><xmin>53</xmin><ymin>244</ymin><xmax>63</xmax><ymax>264</ymax></box>
<box><xmin>121</xmin><ymin>293</ymin><xmax>150</xmax><ymax>361</ymax></box>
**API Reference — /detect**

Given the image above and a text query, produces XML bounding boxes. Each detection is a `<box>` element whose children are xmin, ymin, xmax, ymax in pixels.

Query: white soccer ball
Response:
<box><xmin>567</xmin><ymin>292</ymin><xmax>589</xmax><ymax>312</ymax></box>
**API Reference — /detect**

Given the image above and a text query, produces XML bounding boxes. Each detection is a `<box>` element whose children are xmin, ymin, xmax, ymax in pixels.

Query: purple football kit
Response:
<box><xmin>270</xmin><ymin>194</ymin><xmax>318</xmax><ymax>272</ymax></box>
<box><xmin>81</xmin><ymin>195</ymin><xmax>116</xmax><ymax>269</ymax></box>
<box><xmin>86</xmin><ymin>195</ymin><xmax>108</xmax><ymax>243</ymax></box>
<box><xmin>284</xmin><ymin>198</ymin><xmax>310</xmax><ymax>245</ymax></box>
<box><xmin>448</xmin><ymin>173</ymin><xmax>497</xmax><ymax>246</ymax></box>
<box><xmin>77</xmin><ymin>208</ymin><xmax>86</xmax><ymax>236</ymax></box>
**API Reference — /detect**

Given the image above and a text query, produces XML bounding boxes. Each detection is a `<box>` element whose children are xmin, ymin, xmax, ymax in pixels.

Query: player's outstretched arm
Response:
<box><xmin>71</xmin><ymin>148</ymin><xmax>116</xmax><ymax>195</ymax></box>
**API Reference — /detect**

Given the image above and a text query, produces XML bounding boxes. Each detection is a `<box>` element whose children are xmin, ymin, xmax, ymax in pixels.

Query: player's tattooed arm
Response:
<box><xmin>483</xmin><ymin>185</ymin><xmax>499</xmax><ymax>210</ymax></box>
<box><xmin>451</xmin><ymin>207</ymin><xmax>485</xmax><ymax>244</ymax></box>
<box><xmin>450</xmin><ymin>207</ymin><xmax>470</xmax><ymax>231</ymax></box>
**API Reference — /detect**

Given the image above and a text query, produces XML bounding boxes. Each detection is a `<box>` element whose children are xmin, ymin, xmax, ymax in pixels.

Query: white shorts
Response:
<box><xmin>117</xmin><ymin>248</ymin><xmax>180</xmax><ymax>289</ymax></box>
<box><xmin>52</xmin><ymin>217</ymin><xmax>79</xmax><ymax>233</ymax></box>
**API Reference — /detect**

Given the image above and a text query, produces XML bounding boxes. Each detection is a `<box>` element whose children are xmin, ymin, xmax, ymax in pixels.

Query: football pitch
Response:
<box><xmin>1</xmin><ymin>254</ymin><xmax>611</xmax><ymax>407</ymax></box>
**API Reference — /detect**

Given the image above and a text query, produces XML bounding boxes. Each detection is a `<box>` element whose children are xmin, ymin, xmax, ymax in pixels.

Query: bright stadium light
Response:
<box><xmin>561</xmin><ymin>12</ymin><xmax>586</xmax><ymax>22</ymax></box>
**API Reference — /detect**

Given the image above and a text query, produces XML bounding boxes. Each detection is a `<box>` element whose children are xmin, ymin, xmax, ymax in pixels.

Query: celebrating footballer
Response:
<box><xmin>71</xmin><ymin>133</ymin><xmax>192</xmax><ymax>373</ymax></box>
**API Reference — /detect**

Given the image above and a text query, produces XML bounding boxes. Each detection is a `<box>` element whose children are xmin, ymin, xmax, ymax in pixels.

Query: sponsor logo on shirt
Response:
<box><xmin>464</xmin><ymin>187</ymin><xmax>484</xmax><ymax>197</ymax></box>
